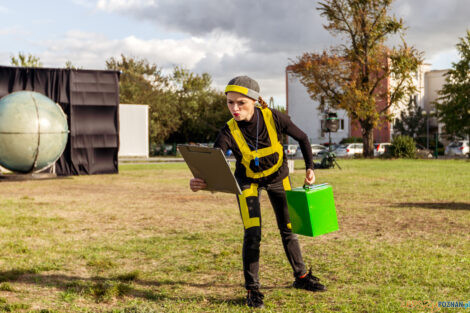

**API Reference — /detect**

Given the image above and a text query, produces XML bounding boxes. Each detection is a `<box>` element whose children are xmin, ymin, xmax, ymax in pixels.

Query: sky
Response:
<box><xmin>0</xmin><ymin>0</ymin><xmax>468</xmax><ymax>107</ymax></box>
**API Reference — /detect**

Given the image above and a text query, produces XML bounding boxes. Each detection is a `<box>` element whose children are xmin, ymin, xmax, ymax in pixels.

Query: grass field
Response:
<box><xmin>0</xmin><ymin>159</ymin><xmax>469</xmax><ymax>312</ymax></box>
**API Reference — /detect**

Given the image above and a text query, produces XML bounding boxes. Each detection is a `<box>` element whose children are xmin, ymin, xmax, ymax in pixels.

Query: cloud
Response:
<box><xmin>71</xmin><ymin>0</ymin><xmax>97</xmax><ymax>9</ymax></box>
<box><xmin>0</xmin><ymin>26</ymin><xmax>30</xmax><ymax>37</ymax></box>
<box><xmin>90</xmin><ymin>0</ymin><xmax>470</xmax><ymax>99</ymax></box>
<box><xmin>29</xmin><ymin>29</ymin><xmax>286</xmax><ymax>102</ymax></box>
<box><xmin>392</xmin><ymin>0</ymin><xmax>470</xmax><ymax>60</ymax></box>
<box><xmin>96</xmin><ymin>0</ymin><xmax>156</xmax><ymax>11</ymax></box>
<box><xmin>427</xmin><ymin>49</ymin><xmax>459</xmax><ymax>69</ymax></box>
<box><xmin>93</xmin><ymin>0</ymin><xmax>470</xmax><ymax>61</ymax></box>
<box><xmin>86</xmin><ymin>0</ymin><xmax>340</xmax><ymax>103</ymax></box>
<box><xmin>94</xmin><ymin>0</ymin><xmax>334</xmax><ymax>53</ymax></box>
<box><xmin>35</xmin><ymin>29</ymin><xmax>249</xmax><ymax>70</ymax></box>
<box><xmin>194</xmin><ymin>49</ymin><xmax>292</xmax><ymax>98</ymax></box>
<box><xmin>31</xmin><ymin>19</ymin><xmax>55</xmax><ymax>25</ymax></box>
<box><xmin>63</xmin><ymin>0</ymin><xmax>470</xmax><ymax>104</ymax></box>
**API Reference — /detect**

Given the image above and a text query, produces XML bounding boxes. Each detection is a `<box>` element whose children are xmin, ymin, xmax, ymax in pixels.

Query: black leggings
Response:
<box><xmin>236</xmin><ymin>176</ymin><xmax>306</xmax><ymax>290</ymax></box>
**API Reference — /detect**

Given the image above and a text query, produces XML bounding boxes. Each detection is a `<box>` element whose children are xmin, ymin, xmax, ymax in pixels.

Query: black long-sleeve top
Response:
<box><xmin>214</xmin><ymin>107</ymin><xmax>313</xmax><ymax>185</ymax></box>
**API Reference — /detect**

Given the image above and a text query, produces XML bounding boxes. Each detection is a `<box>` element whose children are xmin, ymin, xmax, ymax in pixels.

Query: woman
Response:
<box><xmin>190</xmin><ymin>76</ymin><xmax>326</xmax><ymax>308</ymax></box>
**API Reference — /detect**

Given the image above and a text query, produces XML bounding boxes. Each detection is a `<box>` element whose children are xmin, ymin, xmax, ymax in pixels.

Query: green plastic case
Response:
<box><xmin>286</xmin><ymin>183</ymin><xmax>339</xmax><ymax>237</ymax></box>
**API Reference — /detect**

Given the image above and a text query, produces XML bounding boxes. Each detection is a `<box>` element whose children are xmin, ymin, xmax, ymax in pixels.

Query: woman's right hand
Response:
<box><xmin>189</xmin><ymin>177</ymin><xmax>207</xmax><ymax>192</ymax></box>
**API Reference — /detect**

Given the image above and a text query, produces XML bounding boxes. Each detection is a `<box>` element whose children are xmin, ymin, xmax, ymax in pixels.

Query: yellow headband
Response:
<box><xmin>225</xmin><ymin>85</ymin><xmax>259</xmax><ymax>100</ymax></box>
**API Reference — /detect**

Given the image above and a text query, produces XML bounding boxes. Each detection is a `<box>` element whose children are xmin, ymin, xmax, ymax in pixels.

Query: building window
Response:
<box><xmin>340</xmin><ymin>119</ymin><xmax>345</xmax><ymax>131</ymax></box>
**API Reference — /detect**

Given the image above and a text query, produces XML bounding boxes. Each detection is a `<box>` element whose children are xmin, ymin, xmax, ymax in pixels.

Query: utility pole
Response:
<box><xmin>423</xmin><ymin>110</ymin><xmax>435</xmax><ymax>150</ymax></box>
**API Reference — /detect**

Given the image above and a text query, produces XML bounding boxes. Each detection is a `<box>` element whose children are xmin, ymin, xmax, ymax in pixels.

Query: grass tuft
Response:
<box><xmin>0</xmin><ymin>283</ymin><xmax>14</xmax><ymax>292</ymax></box>
<box><xmin>0</xmin><ymin>302</ymin><xmax>30</xmax><ymax>312</ymax></box>
<box><xmin>86</xmin><ymin>259</ymin><xmax>117</xmax><ymax>271</ymax></box>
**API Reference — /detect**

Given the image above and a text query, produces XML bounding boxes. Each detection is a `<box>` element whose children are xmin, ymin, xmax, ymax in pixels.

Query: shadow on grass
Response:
<box><xmin>0</xmin><ymin>269</ymin><xmax>283</xmax><ymax>306</ymax></box>
<box><xmin>393</xmin><ymin>202</ymin><xmax>470</xmax><ymax>210</ymax></box>
<box><xmin>139</xmin><ymin>278</ymin><xmax>281</xmax><ymax>290</ymax></box>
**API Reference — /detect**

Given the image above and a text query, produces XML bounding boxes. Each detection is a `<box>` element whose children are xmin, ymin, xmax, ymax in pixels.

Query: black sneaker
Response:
<box><xmin>246</xmin><ymin>289</ymin><xmax>264</xmax><ymax>308</ymax></box>
<box><xmin>293</xmin><ymin>268</ymin><xmax>326</xmax><ymax>292</ymax></box>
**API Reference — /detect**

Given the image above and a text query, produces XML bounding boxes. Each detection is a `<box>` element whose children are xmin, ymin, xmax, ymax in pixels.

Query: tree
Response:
<box><xmin>167</xmin><ymin>67</ymin><xmax>230</xmax><ymax>143</ymax></box>
<box><xmin>393</xmin><ymin>96</ymin><xmax>426</xmax><ymax>139</ymax></box>
<box><xmin>106</xmin><ymin>55</ymin><xmax>180</xmax><ymax>144</ymax></box>
<box><xmin>106</xmin><ymin>55</ymin><xmax>229</xmax><ymax>146</ymax></box>
<box><xmin>435</xmin><ymin>30</ymin><xmax>470</xmax><ymax>140</ymax></box>
<box><xmin>65</xmin><ymin>60</ymin><xmax>82</xmax><ymax>70</ymax></box>
<box><xmin>290</xmin><ymin>0</ymin><xmax>422</xmax><ymax>157</ymax></box>
<box><xmin>10</xmin><ymin>52</ymin><xmax>42</xmax><ymax>67</ymax></box>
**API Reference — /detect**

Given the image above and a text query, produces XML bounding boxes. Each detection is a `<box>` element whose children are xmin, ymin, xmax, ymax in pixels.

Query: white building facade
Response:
<box><xmin>286</xmin><ymin>70</ymin><xmax>350</xmax><ymax>145</ymax></box>
<box><xmin>424</xmin><ymin>70</ymin><xmax>448</xmax><ymax>135</ymax></box>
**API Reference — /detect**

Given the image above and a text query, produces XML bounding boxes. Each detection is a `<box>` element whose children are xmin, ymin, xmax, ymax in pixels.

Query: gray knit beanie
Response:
<box><xmin>225</xmin><ymin>76</ymin><xmax>260</xmax><ymax>100</ymax></box>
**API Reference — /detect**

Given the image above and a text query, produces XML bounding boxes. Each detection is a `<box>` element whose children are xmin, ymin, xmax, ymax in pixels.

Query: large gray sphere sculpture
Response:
<box><xmin>0</xmin><ymin>91</ymin><xmax>69</xmax><ymax>173</ymax></box>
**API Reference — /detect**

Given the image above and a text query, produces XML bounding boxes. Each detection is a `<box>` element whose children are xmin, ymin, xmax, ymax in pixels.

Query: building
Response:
<box><xmin>424</xmin><ymin>69</ymin><xmax>448</xmax><ymax>137</ymax></box>
<box><xmin>285</xmin><ymin>68</ymin><xmax>350</xmax><ymax>145</ymax></box>
<box><xmin>286</xmin><ymin>64</ymin><xmax>447</xmax><ymax>145</ymax></box>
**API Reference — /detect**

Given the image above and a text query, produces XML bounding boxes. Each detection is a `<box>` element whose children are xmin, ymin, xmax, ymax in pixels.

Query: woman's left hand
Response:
<box><xmin>304</xmin><ymin>169</ymin><xmax>315</xmax><ymax>185</ymax></box>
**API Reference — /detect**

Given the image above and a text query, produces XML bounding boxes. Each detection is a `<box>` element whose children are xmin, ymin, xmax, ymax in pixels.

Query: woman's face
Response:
<box><xmin>226</xmin><ymin>92</ymin><xmax>256</xmax><ymax>121</ymax></box>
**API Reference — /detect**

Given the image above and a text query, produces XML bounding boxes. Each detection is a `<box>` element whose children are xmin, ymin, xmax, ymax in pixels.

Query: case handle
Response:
<box><xmin>303</xmin><ymin>183</ymin><xmax>329</xmax><ymax>190</ymax></box>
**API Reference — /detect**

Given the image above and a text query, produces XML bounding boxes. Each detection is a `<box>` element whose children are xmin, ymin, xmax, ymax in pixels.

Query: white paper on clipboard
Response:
<box><xmin>178</xmin><ymin>145</ymin><xmax>242</xmax><ymax>195</ymax></box>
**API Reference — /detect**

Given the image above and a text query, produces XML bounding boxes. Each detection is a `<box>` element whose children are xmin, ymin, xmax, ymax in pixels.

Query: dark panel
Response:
<box><xmin>72</xmin><ymin>134</ymin><xmax>119</xmax><ymax>149</ymax></box>
<box><xmin>69</xmin><ymin>70</ymin><xmax>120</xmax><ymax>175</ymax></box>
<box><xmin>71</xmin><ymin>105</ymin><xmax>118</xmax><ymax>135</ymax></box>
<box><xmin>73</xmin><ymin>148</ymin><xmax>118</xmax><ymax>175</ymax></box>
<box><xmin>70</xmin><ymin>71</ymin><xmax>119</xmax><ymax>105</ymax></box>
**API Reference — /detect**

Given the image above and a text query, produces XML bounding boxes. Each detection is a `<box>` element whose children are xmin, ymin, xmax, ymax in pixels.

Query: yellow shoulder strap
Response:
<box><xmin>227</xmin><ymin>108</ymin><xmax>284</xmax><ymax>179</ymax></box>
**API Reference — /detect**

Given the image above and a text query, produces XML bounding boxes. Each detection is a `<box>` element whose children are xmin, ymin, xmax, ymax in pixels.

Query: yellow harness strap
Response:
<box><xmin>282</xmin><ymin>176</ymin><xmax>291</xmax><ymax>191</ymax></box>
<box><xmin>238</xmin><ymin>183</ymin><xmax>260</xmax><ymax>229</ymax></box>
<box><xmin>282</xmin><ymin>176</ymin><xmax>293</xmax><ymax>230</ymax></box>
<box><xmin>227</xmin><ymin>107</ymin><xmax>284</xmax><ymax>179</ymax></box>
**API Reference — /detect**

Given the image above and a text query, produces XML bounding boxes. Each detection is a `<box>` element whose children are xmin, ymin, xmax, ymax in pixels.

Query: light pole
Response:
<box><xmin>423</xmin><ymin>110</ymin><xmax>435</xmax><ymax>150</ymax></box>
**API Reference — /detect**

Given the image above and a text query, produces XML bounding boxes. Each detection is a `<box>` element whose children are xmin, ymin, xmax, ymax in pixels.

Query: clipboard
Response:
<box><xmin>178</xmin><ymin>145</ymin><xmax>242</xmax><ymax>195</ymax></box>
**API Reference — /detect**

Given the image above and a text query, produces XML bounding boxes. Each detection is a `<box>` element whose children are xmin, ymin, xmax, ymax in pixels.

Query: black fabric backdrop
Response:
<box><xmin>0</xmin><ymin>66</ymin><xmax>120</xmax><ymax>175</ymax></box>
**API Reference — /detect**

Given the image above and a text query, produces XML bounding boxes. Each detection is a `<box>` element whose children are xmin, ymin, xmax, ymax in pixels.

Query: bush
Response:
<box><xmin>150</xmin><ymin>143</ymin><xmax>177</xmax><ymax>156</ymax></box>
<box><xmin>340</xmin><ymin>137</ymin><xmax>363</xmax><ymax>144</ymax></box>
<box><xmin>389</xmin><ymin>135</ymin><xmax>416</xmax><ymax>158</ymax></box>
